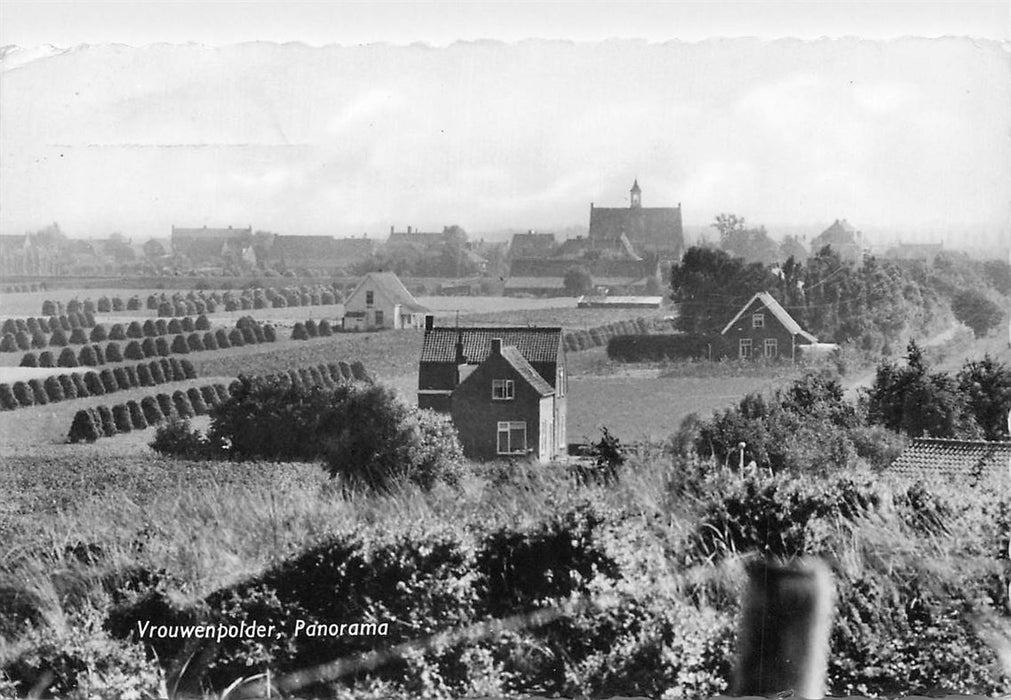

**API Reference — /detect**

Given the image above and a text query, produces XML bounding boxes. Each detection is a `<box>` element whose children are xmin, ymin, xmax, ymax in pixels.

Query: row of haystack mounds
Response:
<box><xmin>37</xmin><ymin>298</ymin><xmax>93</xmax><ymax>317</ymax></box>
<box><xmin>289</xmin><ymin>318</ymin><xmax>337</xmax><ymax>340</ymax></box>
<box><xmin>228</xmin><ymin>360</ymin><xmax>372</xmax><ymax>397</ymax></box>
<box><xmin>17</xmin><ymin>319</ymin><xmax>275</xmax><ymax>369</ymax></box>
<box><xmin>5</xmin><ymin>283</ymin><xmax>44</xmax><ymax>294</ymax></box>
<box><xmin>67</xmin><ymin>384</ymin><xmax>229</xmax><ymax>443</ymax></box>
<box><xmin>1</xmin><ymin>313</ymin><xmax>96</xmax><ymax>351</ymax></box>
<box><xmin>2</xmin><ymin>315</ymin><xmax>216</xmax><ymax>354</ymax></box>
<box><xmin>0</xmin><ymin>358</ymin><xmax>197</xmax><ymax>411</ymax></box>
<box><xmin>562</xmin><ymin>317</ymin><xmax>678</xmax><ymax>352</ymax></box>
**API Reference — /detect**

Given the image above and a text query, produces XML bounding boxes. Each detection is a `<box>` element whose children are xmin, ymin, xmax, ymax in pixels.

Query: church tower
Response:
<box><xmin>630</xmin><ymin>179</ymin><xmax>642</xmax><ymax>208</ymax></box>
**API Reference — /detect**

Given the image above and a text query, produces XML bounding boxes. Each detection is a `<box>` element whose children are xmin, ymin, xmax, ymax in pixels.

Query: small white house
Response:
<box><xmin>342</xmin><ymin>271</ymin><xmax>429</xmax><ymax>331</ymax></box>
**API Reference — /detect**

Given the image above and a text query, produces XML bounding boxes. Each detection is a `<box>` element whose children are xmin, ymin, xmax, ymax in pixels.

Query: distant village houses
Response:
<box><xmin>810</xmin><ymin>219</ymin><xmax>863</xmax><ymax>264</ymax></box>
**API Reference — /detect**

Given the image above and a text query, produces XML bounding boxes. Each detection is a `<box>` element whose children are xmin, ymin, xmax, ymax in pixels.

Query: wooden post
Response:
<box><xmin>733</xmin><ymin>557</ymin><xmax>834</xmax><ymax>698</ymax></box>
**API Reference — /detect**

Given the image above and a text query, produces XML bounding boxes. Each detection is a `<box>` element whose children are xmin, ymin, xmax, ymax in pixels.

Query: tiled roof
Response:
<box><xmin>890</xmin><ymin>438</ymin><xmax>1011</xmax><ymax>482</ymax></box>
<box><xmin>421</xmin><ymin>327</ymin><xmax>562</xmax><ymax>365</ymax></box>
<box><xmin>588</xmin><ymin>205</ymin><xmax>683</xmax><ymax>253</ymax></box>
<box><xmin>499</xmin><ymin>346</ymin><xmax>554</xmax><ymax>396</ymax></box>
<box><xmin>721</xmin><ymin>291</ymin><xmax>818</xmax><ymax>343</ymax></box>
<box><xmin>812</xmin><ymin>219</ymin><xmax>859</xmax><ymax>248</ymax></box>
<box><xmin>509</xmin><ymin>232</ymin><xmax>557</xmax><ymax>258</ymax></box>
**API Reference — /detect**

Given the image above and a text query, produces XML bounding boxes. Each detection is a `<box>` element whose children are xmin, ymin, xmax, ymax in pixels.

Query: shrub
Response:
<box><xmin>97</xmin><ymin>296</ymin><xmax>111</xmax><ymax>313</ymax></box>
<box><xmin>68</xmin><ymin>409</ymin><xmax>101</xmax><ymax>442</ymax></box>
<box><xmin>127</xmin><ymin>321</ymin><xmax>144</xmax><ymax>339</ymax></box>
<box><xmin>150</xmin><ymin>418</ymin><xmax>208</xmax><ymax>458</ymax></box>
<box><xmin>38</xmin><ymin>351</ymin><xmax>54</xmax><ymax>368</ymax></box>
<box><xmin>263</xmin><ymin>324</ymin><xmax>277</xmax><ymax>342</ymax></box>
<box><xmin>41</xmin><ymin>300</ymin><xmax>56</xmax><ymax>315</ymax></box>
<box><xmin>350</xmin><ymin>361</ymin><xmax>372</xmax><ymax>383</ymax></box>
<box><xmin>148</xmin><ymin>361</ymin><xmax>165</xmax><ymax>384</ymax></box>
<box><xmin>84</xmin><ymin>372</ymin><xmax>105</xmax><ymax>396</ymax></box>
<box><xmin>155</xmin><ymin>337</ymin><xmax>170</xmax><ymax>357</ymax></box>
<box><xmin>28</xmin><ymin>379</ymin><xmax>48</xmax><ymax>405</ymax></box>
<box><xmin>96</xmin><ymin>405</ymin><xmax>117</xmax><ymax>437</ymax></box>
<box><xmin>12</xmin><ymin>381</ymin><xmax>34</xmax><ymax>407</ymax></box>
<box><xmin>200</xmin><ymin>385</ymin><xmax>218</xmax><ymax>407</ymax></box>
<box><xmin>89</xmin><ymin>325</ymin><xmax>108</xmax><ymax>343</ymax></box>
<box><xmin>180</xmin><ymin>359</ymin><xmax>197</xmax><ymax>380</ymax></box>
<box><xmin>100</xmin><ymin>369</ymin><xmax>119</xmax><ymax>393</ymax></box>
<box><xmin>108</xmin><ymin>323</ymin><xmax>126</xmax><ymax>340</ymax></box>
<box><xmin>172</xmin><ymin>391</ymin><xmax>194</xmax><ymax>419</ymax></box>
<box><xmin>140</xmin><ymin>396</ymin><xmax>162</xmax><ymax>425</ymax></box>
<box><xmin>156</xmin><ymin>393</ymin><xmax>175</xmax><ymax>420</ymax></box>
<box><xmin>58</xmin><ymin>374</ymin><xmax>77</xmax><ymax>400</ymax></box>
<box><xmin>291</xmin><ymin>322</ymin><xmax>308</xmax><ymax>341</ymax></box>
<box><xmin>57</xmin><ymin>347</ymin><xmax>79</xmax><ymax>367</ymax></box>
<box><xmin>137</xmin><ymin>363</ymin><xmax>154</xmax><ymax>386</ymax></box>
<box><xmin>113</xmin><ymin>366</ymin><xmax>131</xmax><ymax>389</ymax></box>
<box><xmin>78</xmin><ymin>345</ymin><xmax>99</xmax><ymax>367</ymax></box>
<box><xmin>43</xmin><ymin>375</ymin><xmax>65</xmax><ymax>402</ymax></box>
<box><xmin>105</xmin><ymin>342</ymin><xmax>123</xmax><ymax>363</ymax></box>
<box><xmin>50</xmin><ymin>328</ymin><xmax>69</xmax><ymax>346</ymax></box>
<box><xmin>167</xmin><ymin>358</ymin><xmax>184</xmax><ymax>381</ymax></box>
<box><xmin>19</xmin><ymin>353</ymin><xmax>37</xmax><ymax>368</ymax></box>
<box><xmin>113</xmin><ymin>404</ymin><xmax>133</xmax><ymax>432</ymax></box>
<box><xmin>187</xmin><ymin>387</ymin><xmax>209</xmax><ymax>415</ymax></box>
<box><xmin>72</xmin><ymin>374</ymin><xmax>89</xmax><ymax>398</ymax></box>
<box><xmin>124</xmin><ymin>340</ymin><xmax>144</xmax><ymax>361</ymax></box>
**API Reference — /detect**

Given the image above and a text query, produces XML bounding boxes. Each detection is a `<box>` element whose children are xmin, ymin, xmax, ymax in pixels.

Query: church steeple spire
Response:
<box><xmin>630</xmin><ymin>179</ymin><xmax>641</xmax><ymax>208</ymax></box>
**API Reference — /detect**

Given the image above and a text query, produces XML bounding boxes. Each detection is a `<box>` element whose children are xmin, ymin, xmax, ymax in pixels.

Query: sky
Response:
<box><xmin>1</xmin><ymin>2</ymin><xmax>1009</xmax><ymax>247</ymax></box>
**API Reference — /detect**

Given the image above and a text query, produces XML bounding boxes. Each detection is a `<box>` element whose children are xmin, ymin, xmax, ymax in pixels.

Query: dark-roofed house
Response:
<box><xmin>588</xmin><ymin>180</ymin><xmax>683</xmax><ymax>258</ymax></box>
<box><xmin>890</xmin><ymin>438</ymin><xmax>1011</xmax><ymax>484</ymax></box>
<box><xmin>342</xmin><ymin>271</ymin><xmax>428</xmax><ymax>330</ymax></box>
<box><xmin>509</xmin><ymin>231</ymin><xmax>558</xmax><ymax>260</ymax></box>
<box><xmin>720</xmin><ymin>292</ymin><xmax>818</xmax><ymax>361</ymax></box>
<box><xmin>811</xmin><ymin>219</ymin><xmax>862</xmax><ymax>263</ymax></box>
<box><xmin>418</xmin><ymin>318</ymin><xmax>566</xmax><ymax>461</ymax></box>
<box><xmin>267</xmin><ymin>235</ymin><xmax>376</xmax><ymax>272</ymax></box>
<box><xmin>385</xmin><ymin>226</ymin><xmax>448</xmax><ymax>254</ymax></box>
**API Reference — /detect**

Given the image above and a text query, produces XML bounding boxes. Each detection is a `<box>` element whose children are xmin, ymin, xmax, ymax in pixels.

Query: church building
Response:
<box><xmin>588</xmin><ymin>180</ymin><xmax>684</xmax><ymax>259</ymax></box>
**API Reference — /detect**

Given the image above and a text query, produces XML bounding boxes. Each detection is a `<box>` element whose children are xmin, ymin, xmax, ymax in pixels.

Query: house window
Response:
<box><xmin>764</xmin><ymin>338</ymin><xmax>778</xmax><ymax>357</ymax></box>
<box><xmin>492</xmin><ymin>379</ymin><xmax>515</xmax><ymax>400</ymax></box>
<box><xmin>752</xmin><ymin>313</ymin><xmax>765</xmax><ymax>329</ymax></box>
<box><xmin>557</xmin><ymin>367</ymin><xmax>565</xmax><ymax>397</ymax></box>
<box><xmin>497</xmin><ymin>421</ymin><xmax>527</xmax><ymax>454</ymax></box>
<box><xmin>365</xmin><ymin>291</ymin><xmax>374</xmax><ymax>307</ymax></box>
<box><xmin>739</xmin><ymin>338</ymin><xmax>752</xmax><ymax>358</ymax></box>
<box><xmin>374</xmin><ymin>310</ymin><xmax>384</xmax><ymax>326</ymax></box>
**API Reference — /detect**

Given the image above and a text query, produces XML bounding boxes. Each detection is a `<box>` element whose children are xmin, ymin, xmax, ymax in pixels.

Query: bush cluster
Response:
<box><xmin>607</xmin><ymin>332</ymin><xmax>718</xmax><ymax>361</ymax></box>
<box><xmin>0</xmin><ymin>358</ymin><xmax>197</xmax><ymax>411</ymax></box>
<box><xmin>563</xmin><ymin>317</ymin><xmax>675</xmax><ymax>353</ymax></box>
<box><xmin>149</xmin><ymin>283</ymin><xmax>343</xmax><ymax>316</ymax></box>
<box><xmin>1</xmin><ymin>313</ymin><xmax>95</xmax><ymax>353</ymax></box>
<box><xmin>67</xmin><ymin>383</ymin><xmax>227</xmax><ymax>442</ymax></box>
<box><xmin>289</xmin><ymin>318</ymin><xmax>335</xmax><ymax>340</ymax></box>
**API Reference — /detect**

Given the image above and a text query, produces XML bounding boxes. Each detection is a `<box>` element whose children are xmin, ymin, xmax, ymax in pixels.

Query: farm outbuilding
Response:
<box><xmin>342</xmin><ymin>271</ymin><xmax>428</xmax><ymax>331</ymax></box>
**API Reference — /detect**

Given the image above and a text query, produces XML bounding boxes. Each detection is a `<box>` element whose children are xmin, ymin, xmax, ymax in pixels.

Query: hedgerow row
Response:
<box><xmin>1</xmin><ymin>315</ymin><xmax>217</xmax><ymax>353</ymax></box>
<box><xmin>16</xmin><ymin>318</ymin><xmax>276</xmax><ymax>368</ymax></box>
<box><xmin>1</xmin><ymin>313</ymin><xmax>96</xmax><ymax>349</ymax></box>
<box><xmin>562</xmin><ymin>317</ymin><xmax>677</xmax><ymax>352</ymax></box>
<box><xmin>67</xmin><ymin>383</ymin><xmax>229</xmax><ymax>442</ymax></box>
<box><xmin>0</xmin><ymin>358</ymin><xmax>197</xmax><ymax>410</ymax></box>
<box><xmin>227</xmin><ymin>360</ymin><xmax>373</xmax><ymax>397</ymax></box>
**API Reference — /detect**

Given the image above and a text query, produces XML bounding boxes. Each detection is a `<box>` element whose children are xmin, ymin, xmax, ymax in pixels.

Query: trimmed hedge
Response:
<box><xmin>606</xmin><ymin>334</ymin><xmax>717</xmax><ymax>362</ymax></box>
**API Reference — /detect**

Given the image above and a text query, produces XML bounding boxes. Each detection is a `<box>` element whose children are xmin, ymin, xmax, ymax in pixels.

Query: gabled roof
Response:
<box><xmin>509</xmin><ymin>232</ymin><xmax>558</xmax><ymax>258</ymax></box>
<box><xmin>421</xmin><ymin>327</ymin><xmax>562</xmax><ymax>366</ymax></box>
<box><xmin>890</xmin><ymin>438</ymin><xmax>1011</xmax><ymax>482</ymax></box>
<box><xmin>721</xmin><ymin>291</ymin><xmax>818</xmax><ymax>343</ymax></box>
<box><xmin>499</xmin><ymin>345</ymin><xmax>555</xmax><ymax>396</ymax></box>
<box><xmin>349</xmin><ymin>271</ymin><xmax>428</xmax><ymax>313</ymax></box>
<box><xmin>812</xmin><ymin>219</ymin><xmax>859</xmax><ymax>247</ymax></box>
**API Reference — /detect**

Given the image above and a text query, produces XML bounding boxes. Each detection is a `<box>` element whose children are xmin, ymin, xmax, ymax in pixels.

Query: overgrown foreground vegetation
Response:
<box><xmin>2</xmin><ymin>444</ymin><xmax>1010</xmax><ymax>698</ymax></box>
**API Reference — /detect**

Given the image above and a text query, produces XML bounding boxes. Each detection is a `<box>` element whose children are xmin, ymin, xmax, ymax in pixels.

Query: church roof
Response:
<box><xmin>588</xmin><ymin>205</ymin><xmax>683</xmax><ymax>253</ymax></box>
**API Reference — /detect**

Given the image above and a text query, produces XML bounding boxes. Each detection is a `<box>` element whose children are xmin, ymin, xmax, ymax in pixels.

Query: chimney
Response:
<box><xmin>455</xmin><ymin>331</ymin><xmax>466</xmax><ymax>364</ymax></box>
<box><xmin>491</xmin><ymin>338</ymin><xmax>502</xmax><ymax>355</ymax></box>
<box><xmin>390</xmin><ymin>225</ymin><xmax>394</xmax><ymax>235</ymax></box>
<box><xmin>424</xmin><ymin>314</ymin><xmax>434</xmax><ymax>331</ymax></box>
<box><xmin>408</xmin><ymin>225</ymin><xmax>413</xmax><ymax>234</ymax></box>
